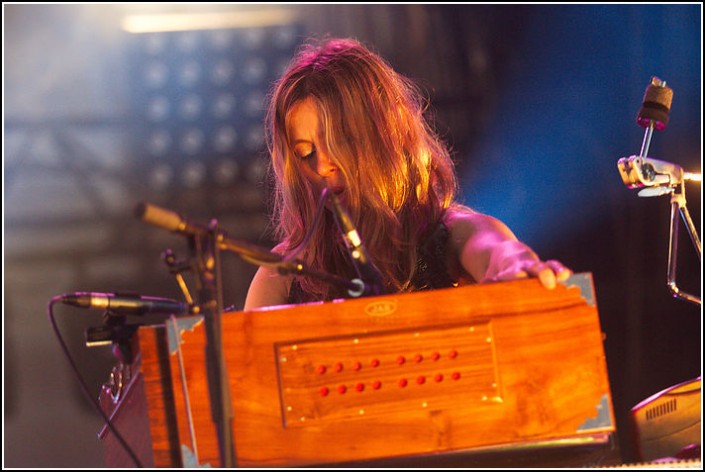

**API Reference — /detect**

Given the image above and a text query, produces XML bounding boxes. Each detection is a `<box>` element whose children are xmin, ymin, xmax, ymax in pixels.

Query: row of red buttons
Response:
<box><xmin>318</xmin><ymin>372</ymin><xmax>462</xmax><ymax>396</ymax></box>
<box><xmin>315</xmin><ymin>350</ymin><xmax>459</xmax><ymax>375</ymax></box>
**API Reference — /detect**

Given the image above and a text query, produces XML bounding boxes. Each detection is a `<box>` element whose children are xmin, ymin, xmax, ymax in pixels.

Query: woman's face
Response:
<box><xmin>288</xmin><ymin>98</ymin><xmax>346</xmax><ymax>202</ymax></box>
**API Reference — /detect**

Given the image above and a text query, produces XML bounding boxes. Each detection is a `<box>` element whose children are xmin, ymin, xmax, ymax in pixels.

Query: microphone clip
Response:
<box><xmin>85</xmin><ymin>314</ymin><xmax>140</xmax><ymax>364</ymax></box>
<box><xmin>326</xmin><ymin>188</ymin><xmax>386</xmax><ymax>297</ymax></box>
<box><xmin>617</xmin><ymin>155</ymin><xmax>685</xmax><ymax>196</ymax></box>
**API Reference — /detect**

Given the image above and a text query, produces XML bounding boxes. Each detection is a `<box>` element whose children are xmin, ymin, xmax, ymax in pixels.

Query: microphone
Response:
<box><xmin>327</xmin><ymin>189</ymin><xmax>385</xmax><ymax>296</ymax></box>
<box><xmin>61</xmin><ymin>292</ymin><xmax>188</xmax><ymax>315</ymax></box>
<box><xmin>134</xmin><ymin>201</ymin><xmax>207</xmax><ymax>237</ymax></box>
<box><xmin>636</xmin><ymin>76</ymin><xmax>673</xmax><ymax>131</ymax></box>
<box><xmin>135</xmin><ymin>202</ymin><xmax>283</xmax><ymax>264</ymax></box>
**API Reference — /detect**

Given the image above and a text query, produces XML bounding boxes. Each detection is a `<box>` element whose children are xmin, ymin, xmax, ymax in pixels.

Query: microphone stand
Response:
<box><xmin>136</xmin><ymin>201</ymin><xmax>376</xmax><ymax>468</ymax></box>
<box><xmin>665</xmin><ymin>180</ymin><xmax>701</xmax><ymax>304</ymax></box>
<box><xmin>189</xmin><ymin>219</ymin><xmax>236</xmax><ymax>468</ymax></box>
<box><xmin>273</xmin><ymin>258</ymin><xmax>374</xmax><ymax>298</ymax></box>
<box><xmin>137</xmin><ymin>201</ymin><xmax>379</xmax><ymax>299</ymax></box>
<box><xmin>617</xmin><ymin>76</ymin><xmax>702</xmax><ymax>305</ymax></box>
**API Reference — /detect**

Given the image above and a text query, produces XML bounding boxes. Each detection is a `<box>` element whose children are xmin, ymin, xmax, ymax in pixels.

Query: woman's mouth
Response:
<box><xmin>323</xmin><ymin>186</ymin><xmax>346</xmax><ymax>209</ymax></box>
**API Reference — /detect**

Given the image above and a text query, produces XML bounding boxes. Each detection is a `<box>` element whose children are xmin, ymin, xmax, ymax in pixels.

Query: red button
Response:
<box><xmin>355</xmin><ymin>383</ymin><xmax>365</xmax><ymax>392</ymax></box>
<box><xmin>316</xmin><ymin>365</ymin><xmax>327</xmax><ymax>375</ymax></box>
<box><xmin>396</xmin><ymin>356</ymin><xmax>406</xmax><ymax>365</ymax></box>
<box><xmin>370</xmin><ymin>358</ymin><xmax>380</xmax><ymax>368</ymax></box>
<box><xmin>451</xmin><ymin>372</ymin><xmax>461</xmax><ymax>380</ymax></box>
<box><xmin>434</xmin><ymin>374</ymin><xmax>444</xmax><ymax>382</ymax></box>
<box><xmin>417</xmin><ymin>376</ymin><xmax>426</xmax><ymax>385</ymax></box>
<box><xmin>448</xmin><ymin>350</ymin><xmax>458</xmax><ymax>359</ymax></box>
<box><xmin>320</xmin><ymin>387</ymin><xmax>330</xmax><ymax>396</ymax></box>
<box><xmin>338</xmin><ymin>385</ymin><xmax>347</xmax><ymax>394</ymax></box>
<box><xmin>335</xmin><ymin>362</ymin><xmax>344</xmax><ymax>372</ymax></box>
<box><xmin>399</xmin><ymin>378</ymin><xmax>408</xmax><ymax>388</ymax></box>
<box><xmin>372</xmin><ymin>380</ymin><xmax>382</xmax><ymax>390</ymax></box>
<box><xmin>352</xmin><ymin>361</ymin><xmax>362</xmax><ymax>371</ymax></box>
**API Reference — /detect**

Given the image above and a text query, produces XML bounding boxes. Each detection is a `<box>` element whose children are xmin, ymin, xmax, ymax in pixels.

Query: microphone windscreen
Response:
<box><xmin>636</xmin><ymin>81</ymin><xmax>673</xmax><ymax>130</ymax></box>
<box><xmin>134</xmin><ymin>202</ymin><xmax>182</xmax><ymax>232</ymax></box>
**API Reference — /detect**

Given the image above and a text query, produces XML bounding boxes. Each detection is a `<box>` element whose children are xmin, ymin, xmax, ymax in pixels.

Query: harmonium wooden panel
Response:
<box><xmin>100</xmin><ymin>272</ymin><xmax>617</xmax><ymax>467</ymax></box>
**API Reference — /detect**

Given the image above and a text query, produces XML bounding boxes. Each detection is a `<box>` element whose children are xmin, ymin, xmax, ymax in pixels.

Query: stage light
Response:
<box><xmin>179</xmin><ymin>128</ymin><xmax>205</xmax><ymax>155</ymax></box>
<box><xmin>126</xmin><ymin>17</ymin><xmax>303</xmax><ymax>192</ymax></box>
<box><xmin>244</xmin><ymin>90</ymin><xmax>265</xmax><ymax>117</ymax></box>
<box><xmin>144</xmin><ymin>33</ymin><xmax>167</xmax><ymax>55</ymax></box>
<box><xmin>143</xmin><ymin>61</ymin><xmax>168</xmax><ymax>88</ymax></box>
<box><xmin>242</xmin><ymin>57</ymin><xmax>268</xmax><ymax>84</ymax></box>
<box><xmin>146</xmin><ymin>96</ymin><xmax>170</xmax><ymax>122</ymax></box>
<box><xmin>243</xmin><ymin>28</ymin><xmax>267</xmax><ymax>50</ymax></box>
<box><xmin>210</xmin><ymin>59</ymin><xmax>235</xmax><ymax>85</ymax></box>
<box><xmin>146</xmin><ymin>129</ymin><xmax>171</xmax><ymax>156</ymax></box>
<box><xmin>181</xmin><ymin>160</ymin><xmax>206</xmax><ymax>188</ymax></box>
<box><xmin>214</xmin><ymin>158</ymin><xmax>240</xmax><ymax>186</ymax></box>
<box><xmin>212</xmin><ymin>126</ymin><xmax>238</xmax><ymax>153</ymax></box>
<box><xmin>244</xmin><ymin>126</ymin><xmax>265</xmax><ymax>152</ymax></box>
<box><xmin>178</xmin><ymin>94</ymin><xmax>203</xmax><ymax>121</ymax></box>
<box><xmin>175</xmin><ymin>30</ymin><xmax>199</xmax><ymax>53</ymax></box>
<box><xmin>211</xmin><ymin>93</ymin><xmax>236</xmax><ymax>119</ymax></box>
<box><xmin>178</xmin><ymin>61</ymin><xmax>202</xmax><ymax>87</ymax></box>
<box><xmin>245</xmin><ymin>159</ymin><xmax>268</xmax><ymax>184</ymax></box>
<box><xmin>149</xmin><ymin>162</ymin><xmax>175</xmax><ymax>190</ymax></box>
<box><xmin>208</xmin><ymin>29</ymin><xmax>235</xmax><ymax>51</ymax></box>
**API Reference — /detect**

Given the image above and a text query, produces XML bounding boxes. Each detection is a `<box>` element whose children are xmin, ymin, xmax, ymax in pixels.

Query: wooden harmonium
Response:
<box><xmin>122</xmin><ymin>272</ymin><xmax>616</xmax><ymax>467</ymax></box>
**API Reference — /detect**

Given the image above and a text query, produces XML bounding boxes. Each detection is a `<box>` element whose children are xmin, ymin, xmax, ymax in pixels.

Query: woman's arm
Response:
<box><xmin>244</xmin><ymin>264</ymin><xmax>292</xmax><ymax>310</ymax></box>
<box><xmin>244</xmin><ymin>241</ymin><xmax>294</xmax><ymax>310</ymax></box>
<box><xmin>445</xmin><ymin>208</ymin><xmax>571</xmax><ymax>289</ymax></box>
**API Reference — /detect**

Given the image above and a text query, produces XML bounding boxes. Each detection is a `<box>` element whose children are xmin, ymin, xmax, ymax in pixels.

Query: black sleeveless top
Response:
<box><xmin>287</xmin><ymin>221</ymin><xmax>456</xmax><ymax>304</ymax></box>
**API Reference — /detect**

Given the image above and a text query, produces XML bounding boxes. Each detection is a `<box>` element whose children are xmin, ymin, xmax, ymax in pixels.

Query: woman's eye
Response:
<box><xmin>300</xmin><ymin>149</ymin><xmax>316</xmax><ymax>160</ymax></box>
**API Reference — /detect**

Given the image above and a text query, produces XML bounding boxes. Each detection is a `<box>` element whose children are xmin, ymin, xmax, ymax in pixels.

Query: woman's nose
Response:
<box><xmin>315</xmin><ymin>151</ymin><xmax>338</xmax><ymax>176</ymax></box>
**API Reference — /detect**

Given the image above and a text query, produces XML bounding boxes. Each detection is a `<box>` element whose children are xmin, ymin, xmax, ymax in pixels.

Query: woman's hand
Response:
<box><xmin>480</xmin><ymin>240</ymin><xmax>572</xmax><ymax>289</ymax></box>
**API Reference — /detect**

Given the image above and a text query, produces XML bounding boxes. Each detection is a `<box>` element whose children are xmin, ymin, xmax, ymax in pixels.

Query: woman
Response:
<box><xmin>244</xmin><ymin>37</ymin><xmax>570</xmax><ymax>310</ymax></box>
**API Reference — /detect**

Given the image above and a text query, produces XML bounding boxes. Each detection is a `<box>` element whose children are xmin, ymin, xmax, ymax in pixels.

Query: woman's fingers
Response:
<box><xmin>483</xmin><ymin>259</ymin><xmax>573</xmax><ymax>289</ymax></box>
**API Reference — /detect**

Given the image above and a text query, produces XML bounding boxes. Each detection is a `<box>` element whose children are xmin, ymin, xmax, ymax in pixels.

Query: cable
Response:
<box><xmin>282</xmin><ymin>187</ymin><xmax>332</xmax><ymax>263</ymax></box>
<box><xmin>47</xmin><ymin>295</ymin><xmax>144</xmax><ymax>468</ymax></box>
<box><xmin>240</xmin><ymin>187</ymin><xmax>331</xmax><ymax>268</ymax></box>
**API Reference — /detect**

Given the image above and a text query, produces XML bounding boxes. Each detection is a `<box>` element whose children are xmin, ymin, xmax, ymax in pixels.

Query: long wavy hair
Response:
<box><xmin>265</xmin><ymin>37</ymin><xmax>459</xmax><ymax>299</ymax></box>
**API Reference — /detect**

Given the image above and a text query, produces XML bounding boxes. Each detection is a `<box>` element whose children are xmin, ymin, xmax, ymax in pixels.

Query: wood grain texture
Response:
<box><xmin>137</xmin><ymin>326</ymin><xmax>182</xmax><ymax>467</ymax></box>
<box><xmin>131</xmin><ymin>273</ymin><xmax>615</xmax><ymax>467</ymax></box>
